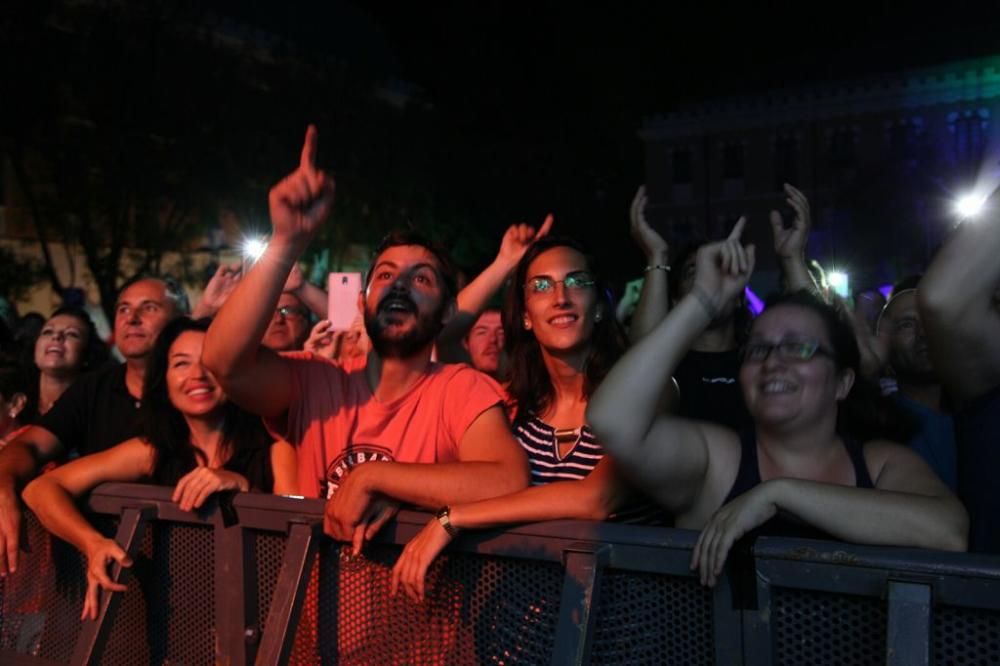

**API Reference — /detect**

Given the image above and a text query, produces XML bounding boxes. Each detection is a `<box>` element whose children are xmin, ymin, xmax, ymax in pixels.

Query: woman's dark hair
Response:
<box><xmin>41</xmin><ymin>306</ymin><xmax>111</xmax><ymax>372</ymax></box>
<box><xmin>141</xmin><ymin>317</ymin><xmax>269</xmax><ymax>484</ymax></box>
<box><xmin>756</xmin><ymin>290</ymin><xmax>912</xmax><ymax>443</ymax></box>
<box><xmin>502</xmin><ymin>236</ymin><xmax>628</xmax><ymax>420</ymax></box>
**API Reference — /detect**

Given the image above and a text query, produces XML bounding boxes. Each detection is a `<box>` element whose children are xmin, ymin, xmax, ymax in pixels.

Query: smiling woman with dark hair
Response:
<box><xmin>23</xmin><ymin>317</ymin><xmax>296</xmax><ymax>619</ymax></box>
<box><xmin>29</xmin><ymin>306</ymin><xmax>109</xmax><ymax>418</ymax></box>
<box><xmin>391</xmin><ymin>236</ymin><xmax>664</xmax><ymax>602</ymax></box>
<box><xmin>587</xmin><ymin>223</ymin><xmax>968</xmax><ymax>587</ymax></box>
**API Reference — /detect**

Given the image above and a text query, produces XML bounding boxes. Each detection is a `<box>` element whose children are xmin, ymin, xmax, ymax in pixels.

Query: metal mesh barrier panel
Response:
<box><xmin>251</xmin><ymin>528</ymin><xmax>322</xmax><ymax>665</ymax></box>
<box><xmin>100</xmin><ymin>522</ymin><xmax>215</xmax><ymax>666</ymax></box>
<box><xmin>252</xmin><ymin>529</ymin><xmax>286</xmax><ymax>638</ymax></box>
<box><xmin>591</xmin><ymin>568</ymin><xmax>714</xmax><ymax>665</ymax></box>
<box><xmin>275</xmin><ymin>540</ymin><xmax>564</xmax><ymax>665</ymax></box>
<box><xmin>933</xmin><ymin>605</ymin><xmax>1000</xmax><ymax>665</ymax></box>
<box><xmin>9</xmin><ymin>493</ymin><xmax>1000</xmax><ymax>666</ymax></box>
<box><xmin>773</xmin><ymin>586</ymin><xmax>887</xmax><ymax>666</ymax></box>
<box><xmin>0</xmin><ymin>510</ymin><xmax>100</xmax><ymax>663</ymax></box>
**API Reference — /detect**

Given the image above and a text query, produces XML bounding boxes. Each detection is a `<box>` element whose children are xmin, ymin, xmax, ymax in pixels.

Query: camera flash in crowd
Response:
<box><xmin>828</xmin><ymin>270</ymin><xmax>850</xmax><ymax>298</ymax></box>
<box><xmin>955</xmin><ymin>193</ymin><xmax>988</xmax><ymax>220</ymax></box>
<box><xmin>242</xmin><ymin>237</ymin><xmax>268</xmax><ymax>263</ymax></box>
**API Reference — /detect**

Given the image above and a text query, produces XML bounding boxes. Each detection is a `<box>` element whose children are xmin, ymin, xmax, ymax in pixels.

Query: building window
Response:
<box><xmin>672</xmin><ymin>147</ymin><xmax>693</xmax><ymax>185</ymax></box>
<box><xmin>723</xmin><ymin>142</ymin><xmax>744</xmax><ymax>180</ymax></box>
<box><xmin>949</xmin><ymin>109</ymin><xmax>990</xmax><ymax>167</ymax></box>
<box><xmin>829</xmin><ymin>127</ymin><xmax>857</xmax><ymax>168</ymax></box>
<box><xmin>773</xmin><ymin>135</ymin><xmax>797</xmax><ymax>190</ymax></box>
<box><xmin>887</xmin><ymin>117</ymin><xmax>923</xmax><ymax>161</ymax></box>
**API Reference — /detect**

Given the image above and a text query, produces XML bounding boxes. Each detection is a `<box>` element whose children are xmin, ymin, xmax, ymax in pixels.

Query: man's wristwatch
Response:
<box><xmin>436</xmin><ymin>506</ymin><xmax>460</xmax><ymax>537</ymax></box>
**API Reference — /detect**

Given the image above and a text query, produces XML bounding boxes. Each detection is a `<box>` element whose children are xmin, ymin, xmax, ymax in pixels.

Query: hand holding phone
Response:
<box><xmin>327</xmin><ymin>273</ymin><xmax>362</xmax><ymax>331</ymax></box>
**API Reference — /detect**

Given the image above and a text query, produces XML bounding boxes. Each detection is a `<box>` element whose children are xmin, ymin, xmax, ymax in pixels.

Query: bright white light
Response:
<box><xmin>242</xmin><ymin>237</ymin><xmax>268</xmax><ymax>262</ymax></box>
<box><xmin>828</xmin><ymin>271</ymin><xmax>849</xmax><ymax>298</ymax></box>
<box><xmin>955</xmin><ymin>193</ymin><xmax>987</xmax><ymax>219</ymax></box>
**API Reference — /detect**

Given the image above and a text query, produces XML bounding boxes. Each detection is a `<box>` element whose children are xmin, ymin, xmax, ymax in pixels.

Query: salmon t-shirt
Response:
<box><xmin>269</xmin><ymin>352</ymin><xmax>506</xmax><ymax>499</ymax></box>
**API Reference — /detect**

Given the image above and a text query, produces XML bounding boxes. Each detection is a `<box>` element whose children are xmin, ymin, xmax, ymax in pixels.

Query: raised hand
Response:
<box><xmin>268</xmin><ymin>125</ymin><xmax>337</xmax><ymax>247</ymax></box>
<box><xmin>192</xmin><ymin>262</ymin><xmax>242</xmax><ymax>318</ymax></box>
<box><xmin>304</xmin><ymin>320</ymin><xmax>338</xmax><ymax>358</ymax></box>
<box><xmin>690</xmin><ymin>483</ymin><xmax>777</xmax><ymax>588</ymax></box>
<box><xmin>692</xmin><ymin>217</ymin><xmax>755</xmax><ymax>311</ymax></box>
<box><xmin>496</xmin><ymin>214</ymin><xmax>554</xmax><ymax>269</ymax></box>
<box><xmin>81</xmin><ymin>537</ymin><xmax>133</xmax><ymax>620</ymax></box>
<box><xmin>171</xmin><ymin>467</ymin><xmax>249</xmax><ymax>512</ymax></box>
<box><xmin>390</xmin><ymin>516</ymin><xmax>455</xmax><ymax>602</ymax></box>
<box><xmin>630</xmin><ymin>185</ymin><xmax>668</xmax><ymax>263</ymax></box>
<box><xmin>770</xmin><ymin>183</ymin><xmax>811</xmax><ymax>260</ymax></box>
<box><xmin>283</xmin><ymin>262</ymin><xmax>305</xmax><ymax>293</ymax></box>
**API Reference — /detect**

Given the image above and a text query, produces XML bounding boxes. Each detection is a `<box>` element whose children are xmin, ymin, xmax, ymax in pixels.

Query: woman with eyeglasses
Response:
<box><xmin>391</xmin><ymin>236</ymin><xmax>664</xmax><ymax>602</ymax></box>
<box><xmin>588</xmin><ymin>221</ymin><xmax>968</xmax><ymax>587</ymax></box>
<box><xmin>23</xmin><ymin>317</ymin><xmax>297</xmax><ymax>618</ymax></box>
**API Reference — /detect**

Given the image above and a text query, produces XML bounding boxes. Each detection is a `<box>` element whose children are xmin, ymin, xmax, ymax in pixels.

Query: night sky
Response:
<box><xmin>218</xmin><ymin>2</ymin><xmax>1000</xmax><ymax>269</ymax></box>
<box><xmin>9</xmin><ymin>0</ymin><xmax>1000</xmax><ymax>285</ymax></box>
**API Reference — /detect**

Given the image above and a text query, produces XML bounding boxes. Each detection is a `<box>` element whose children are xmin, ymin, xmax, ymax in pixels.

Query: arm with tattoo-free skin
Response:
<box><xmin>587</xmin><ymin>221</ymin><xmax>755</xmax><ymax>514</ymax></box>
<box><xmin>437</xmin><ymin>215</ymin><xmax>553</xmax><ymax>361</ymax></box>
<box><xmin>390</xmin><ymin>457</ymin><xmax>627</xmax><ymax>601</ymax></box>
<box><xmin>22</xmin><ymin>440</ymin><xmax>153</xmax><ymax>619</ymax></box>
<box><xmin>202</xmin><ymin>126</ymin><xmax>336</xmax><ymax>419</ymax></box>
<box><xmin>323</xmin><ymin>404</ymin><xmax>530</xmax><ymax>554</ymax></box>
<box><xmin>0</xmin><ymin>424</ymin><xmax>65</xmax><ymax>574</ymax></box>
<box><xmin>919</xmin><ymin>210</ymin><xmax>1000</xmax><ymax>405</ymax></box>
<box><xmin>690</xmin><ymin>441</ymin><xmax>967</xmax><ymax>586</ymax></box>
<box><xmin>628</xmin><ymin>185</ymin><xmax>672</xmax><ymax>343</ymax></box>
<box><xmin>771</xmin><ymin>183</ymin><xmax>822</xmax><ymax>298</ymax></box>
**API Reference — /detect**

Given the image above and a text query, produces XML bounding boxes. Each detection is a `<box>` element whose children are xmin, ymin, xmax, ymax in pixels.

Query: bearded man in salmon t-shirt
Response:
<box><xmin>203</xmin><ymin>126</ymin><xmax>530</xmax><ymax>553</ymax></box>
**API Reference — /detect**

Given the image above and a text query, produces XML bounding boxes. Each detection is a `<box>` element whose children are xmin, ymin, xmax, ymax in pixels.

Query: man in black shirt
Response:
<box><xmin>0</xmin><ymin>277</ymin><xmax>184</xmax><ymax>574</ymax></box>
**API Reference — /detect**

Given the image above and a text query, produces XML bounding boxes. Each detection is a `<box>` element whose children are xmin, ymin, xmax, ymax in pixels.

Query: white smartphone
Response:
<box><xmin>327</xmin><ymin>273</ymin><xmax>363</xmax><ymax>331</ymax></box>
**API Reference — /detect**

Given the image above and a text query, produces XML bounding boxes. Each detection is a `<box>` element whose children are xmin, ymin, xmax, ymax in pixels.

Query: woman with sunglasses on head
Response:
<box><xmin>391</xmin><ymin>236</ymin><xmax>664</xmax><ymax>602</ymax></box>
<box><xmin>23</xmin><ymin>317</ymin><xmax>297</xmax><ymax>619</ymax></box>
<box><xmin>588</xmin><ymin>220</ymin><xmax>967</xmax><ymax>588</ymax></box>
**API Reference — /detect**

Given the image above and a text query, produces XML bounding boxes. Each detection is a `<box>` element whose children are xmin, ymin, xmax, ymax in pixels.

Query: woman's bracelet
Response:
<box><xmin>644</xmin><ymin>264</ymin><xmax>670</xmax><ymax>274</ymax></box>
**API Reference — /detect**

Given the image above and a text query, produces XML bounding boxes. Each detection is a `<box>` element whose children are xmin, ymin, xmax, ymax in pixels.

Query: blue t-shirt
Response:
<box><xmin>893</xmin><ymin>393</ymin><xmax>957</xmax><ymax>492</ymax></box>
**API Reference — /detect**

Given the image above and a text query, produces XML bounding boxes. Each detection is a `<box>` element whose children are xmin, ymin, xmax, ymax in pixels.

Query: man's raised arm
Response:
<box><xmin>202</xmin><ymin>126</ymin><xmax>336</xmax><ymax>418</ymax></box>
<box><xmin>919</xmin><ymin>210</ymin><xmax>1000</xmax><ymax>405</ymax></box>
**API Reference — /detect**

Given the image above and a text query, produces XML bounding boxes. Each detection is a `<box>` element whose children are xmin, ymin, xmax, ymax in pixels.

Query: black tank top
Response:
<box><xmin>721</xmin><ymin>430</ymin><xmax>874</xmax><ymax>540</ymax></box>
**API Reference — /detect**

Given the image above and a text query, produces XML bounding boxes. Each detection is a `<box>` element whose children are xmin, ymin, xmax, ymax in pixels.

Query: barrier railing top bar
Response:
<box><xmin>753</xmin><ymin>535</ymin><xmax>1000</xmax><ymax>580</ymax></box>
<box><xmin>86</xmin><ymin>483</ymin><xmax>1000</xmax><ymax>583</ymax></box>
<box><xmin>88</xmin><ymin>483</ymin><xmax>700</xmax><ymax>549</ymax></box>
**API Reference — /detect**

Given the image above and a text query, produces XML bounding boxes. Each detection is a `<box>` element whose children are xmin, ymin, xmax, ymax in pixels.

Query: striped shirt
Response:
<box><xmin>513</xmin><ymin>415</ymin><xmax>668</xmax><ymax>525</ymax></box>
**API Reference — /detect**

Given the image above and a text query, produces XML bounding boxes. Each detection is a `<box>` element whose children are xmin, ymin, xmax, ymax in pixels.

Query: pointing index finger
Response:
<box><xmin>300</xmin><ymin>124</ymin><xmax>318</xmax><ymax>172</ymax></box>
<box><xmin>537</xmin><ymin>213</ymin><xmax>554</xmax><ymax>239</ymax></box>
<box><xmin>727</xmin><ymin>216</ymin><xmax>747</xmax><ymax>241</ymax></box>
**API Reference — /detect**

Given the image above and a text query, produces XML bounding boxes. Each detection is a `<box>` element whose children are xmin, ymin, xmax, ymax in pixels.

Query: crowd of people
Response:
<box><xmin>0</xmin><ymin>124</ymin><xmax>996</xmax><ymax>620</ymax></box>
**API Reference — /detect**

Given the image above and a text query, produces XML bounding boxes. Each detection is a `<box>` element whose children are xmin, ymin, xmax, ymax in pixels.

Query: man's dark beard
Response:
<box><xmin>365</xmin><ymin>295</ymin><xmax>446</xmax><ymax>359</ymax></box>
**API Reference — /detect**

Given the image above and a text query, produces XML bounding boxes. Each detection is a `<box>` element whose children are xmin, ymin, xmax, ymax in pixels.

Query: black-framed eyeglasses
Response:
<box><xmin>275</xmin><ymin>305</ymin><xmax>308</xmax><ymax>320</ymax></box>
<box><xmin>740</xmin><ymin>340</ymin><xmax>834</xmax><ymax>364</ymax></box>
<box><xmin>525</xmin><ymin>271</ymin><xmax>595</xmax><ymax>296</ymax></box>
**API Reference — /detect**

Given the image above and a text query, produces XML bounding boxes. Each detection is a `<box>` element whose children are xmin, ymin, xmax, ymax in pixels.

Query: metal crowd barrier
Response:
<box><xmin>0</xmin><ymin>482</ymin><xmax>998</xmax><ymax>665</ymax></box>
